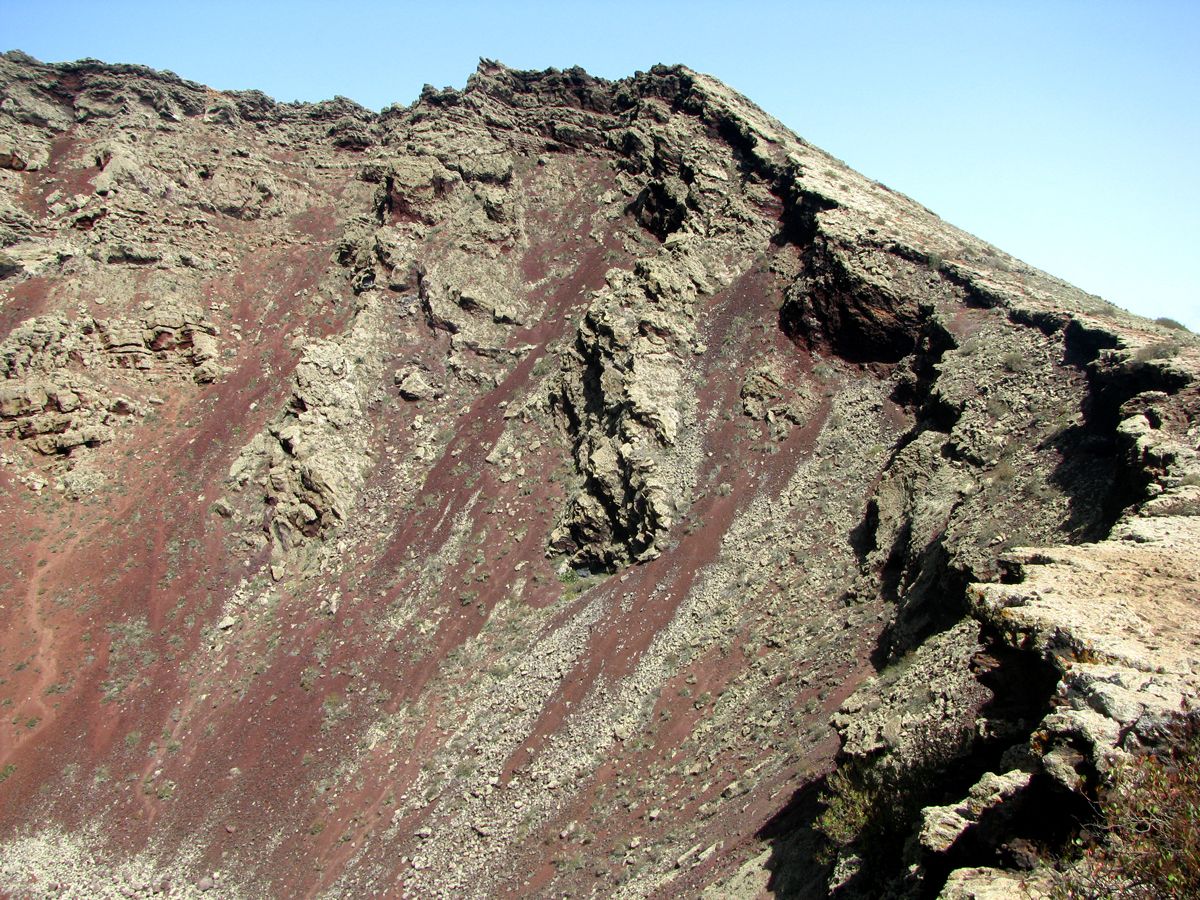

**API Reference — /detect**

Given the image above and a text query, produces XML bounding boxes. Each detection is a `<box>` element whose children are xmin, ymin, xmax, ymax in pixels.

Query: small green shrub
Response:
<box><xmin>816</xmin><ymin>766</ymin><xmax>878</xmax><ymax>853</ymax></box>
<box><xmin>1001</xmin><ymin>350</ymin><xmax>1029</xmax><ymax>373</ymax></box>
<box><xmin>1135</xmin><ymin>341</ymin><xmax>1180</xmax><ymax>363</ymax></box>
<box><xmin>815</xmin><ymin>729</ymin><xmax>975</xmax><ymax>891</ymax></box>
<box><xmin>815</xmin><ymin>755</ymin><xmax>933</xmax><ymax>875</ymax></box>
<box><xmin>812</xmin><ymin>362</ymin><xmax>835</xmax><ymax>382</ymax></box>
<box><xmin>1056</xmin><ymin>711</ymin><xmax>1200</xmax><ymax>898</ymax></box>
<box><xmin>1154</xmin><ymin>316</ymin><xmax>1190</xmax><ymax>332</ymax></box>
<box><xmin>986</xmin><ymin>396</ymin><xmax>1010</xmax><ymax>419</ymax></box>
<box><xmin>993</xmin><ymin>459</ymin><xmax>1016</xmax><ymax>482</ymax></box>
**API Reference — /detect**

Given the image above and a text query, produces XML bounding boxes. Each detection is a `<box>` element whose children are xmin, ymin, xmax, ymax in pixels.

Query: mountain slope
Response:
<box><xmin>0</xmin><ymin>52</ymin><xmax>1197</xmax><ymax>898</ymax></box>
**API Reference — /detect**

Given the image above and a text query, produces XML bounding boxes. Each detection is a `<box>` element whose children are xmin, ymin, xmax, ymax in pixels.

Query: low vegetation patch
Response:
<box><xmin>1055</xmin><ymin>711</ymin><xmax>1200</xmax><ymax>898</ymax></box>
<box><xmin>1154</xmin><ymin>316</ymin><xmax>1190</xmax><ymax>333</ymax></box>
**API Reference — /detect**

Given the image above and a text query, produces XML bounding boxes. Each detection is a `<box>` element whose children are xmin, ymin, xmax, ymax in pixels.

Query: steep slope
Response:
<box><xmin>0</xmin><ymin>52</ymin><xmax>1196</xmax><ymax>898</ymax></box>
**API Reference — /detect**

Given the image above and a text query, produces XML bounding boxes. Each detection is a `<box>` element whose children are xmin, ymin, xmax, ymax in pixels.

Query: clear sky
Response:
<box><xmin>3</xmin><ymin>0</ymin><xmax>1197</xmax><ymax>328</ymax></box>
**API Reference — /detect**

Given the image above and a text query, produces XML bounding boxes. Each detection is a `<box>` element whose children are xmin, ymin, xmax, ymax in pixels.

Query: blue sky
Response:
<box><xmin>3</xmin><ymin>1</ymin><xmax>1197</xmax><ymax>328</ymax></box>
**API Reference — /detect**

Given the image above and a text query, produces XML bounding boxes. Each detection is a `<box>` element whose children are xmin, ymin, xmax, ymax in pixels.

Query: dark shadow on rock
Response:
<box><xmin>848</xmin><ymin>498</ymin><xmax>879</xmax><ymax>563</ymax></box>
<box><xmin>756</xmin><ymin>777</ymin><xmax>833</xmax><ymax>899</ymax></box>
<box><xmin>1047</xmin><ymin>328</ymin><xmax>1192</xmax><ymax>542</ymax></box>
<box><xmin>971</xmin><ymin>631</ymin><xmax>1059</xmax><ymax>737</ymax></box>
<box><xmin>870</xmin><ymin>535</ymin><xmax>971</xmax><ymax>668</ymax></box>
<box><xmin>1042</xmin><ymin>423</ymin><xmax>1127</xmax><ymax>543</ymax></box>
<box><xmin>917</xmin><ymin>769</ymin><xmax>1093</xmax><ymax>897</ymax></box>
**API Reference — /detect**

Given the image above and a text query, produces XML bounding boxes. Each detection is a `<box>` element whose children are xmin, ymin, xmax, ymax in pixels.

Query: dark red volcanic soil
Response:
<box><xmin>0</xmin><ymin>153</ymin><xmax>903</xmax><ymax>895</ymax></box>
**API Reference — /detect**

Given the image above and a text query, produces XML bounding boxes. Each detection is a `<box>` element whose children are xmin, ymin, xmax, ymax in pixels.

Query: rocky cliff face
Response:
<box><xmin>0</xmin><ymin>51</ymin><xmax>1197</xmax><ymax>899</ymax></box>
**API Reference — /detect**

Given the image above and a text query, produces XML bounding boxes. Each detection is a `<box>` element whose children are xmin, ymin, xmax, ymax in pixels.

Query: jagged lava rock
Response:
<box><xmin>0</xmin><ymin>51</ymin><xmax>1197</xmax><ymax>899</ymax></box>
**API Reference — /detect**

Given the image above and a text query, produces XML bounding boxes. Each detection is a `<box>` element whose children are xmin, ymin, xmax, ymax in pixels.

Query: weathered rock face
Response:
<box><xmin>0</xmin><ymin>51</ymin><xmax>1196</xmax><ymax>899</ymax></box>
